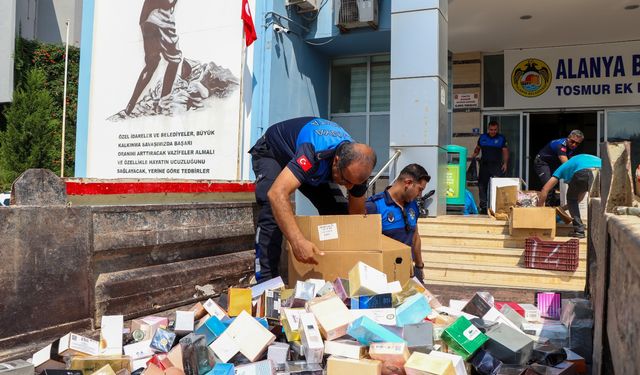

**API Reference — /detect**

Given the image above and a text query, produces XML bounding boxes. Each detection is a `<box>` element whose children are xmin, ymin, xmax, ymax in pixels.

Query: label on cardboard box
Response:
<box><xmin>317</xmin><ymin>223</ymin><xmax>338</xmax><ymax>241</ymax></box>
<box><xmin>99</xmin><ymin>315</ymin><xmax>124</xmax><ymax>355</ymax></box>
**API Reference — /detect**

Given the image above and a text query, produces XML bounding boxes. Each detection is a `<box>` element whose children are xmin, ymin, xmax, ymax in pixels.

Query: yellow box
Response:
<box><xmin>326</xmin><ymin>356</ymin><xmax>381</xmax><ymax>375</ymax></box>
<box><xmin>404</xmin><ymin>352</ymin><xmax>455</xmax><ymax>375</ymax></box>
<box><xmin>228</xmin><ymin>288</ymin><xmax>252</xmax><ymax>317</ymax></box>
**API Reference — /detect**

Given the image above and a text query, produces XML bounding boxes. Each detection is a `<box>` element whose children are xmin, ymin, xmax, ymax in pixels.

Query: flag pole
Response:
<box><xmin>60</xmin><ymin>20</ymin><xmax>70</xmax><ymax>177</ymax></box>
<box><xmin>236</xmin><ymin>33</ymin><xmax>246</xmax><ymax>181</ymax></box>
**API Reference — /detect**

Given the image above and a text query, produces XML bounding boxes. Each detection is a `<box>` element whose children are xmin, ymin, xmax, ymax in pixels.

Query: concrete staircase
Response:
<box><xmin>418</xmin><ymin>216</ymin><xmax>587</xmax><ymax>291</ymax></box>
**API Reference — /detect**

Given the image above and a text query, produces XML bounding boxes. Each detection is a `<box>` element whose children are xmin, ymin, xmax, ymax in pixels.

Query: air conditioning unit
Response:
<box><xmin>286</xmin><ymin>0</ymin><xmax>319</xmax><ymax>13</ymax></box>
<box><xmin>335</xmin><ymin>0</ymin><xmax>378</xmax><ymax>31</ymax></box>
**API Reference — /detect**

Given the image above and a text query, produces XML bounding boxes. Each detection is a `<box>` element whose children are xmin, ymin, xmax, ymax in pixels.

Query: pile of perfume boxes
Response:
<box><xmin>3</xmin><ymin>261</ymin><xmax>594</xmax><ymax>375</ymax></box>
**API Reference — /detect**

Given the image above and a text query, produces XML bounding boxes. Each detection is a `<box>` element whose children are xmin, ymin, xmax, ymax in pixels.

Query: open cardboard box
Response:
<box><xmin>287</xmin><ymin>215</ymin><xmax>412</xmax><ymax>287</ymax></box>
<box><xmin>509</xmin><ymin>206</ymin><xmax>556</xmax><ymax>238</ymax></box>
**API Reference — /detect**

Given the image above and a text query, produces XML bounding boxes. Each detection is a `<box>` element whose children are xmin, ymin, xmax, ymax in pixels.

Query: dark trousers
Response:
<box><xmin>250</xmin><ymin>139</ymin><xmax>348</xmax><ymax>282</ymax></box>
<box><xmin>478</xmin><ymin>161</ymin><xmax>503</xmax><ymax>212</ymax></box>
<box><xmin>566</xmin><ymin>169</ymin><xmax>593</xmax><ymax>234</ymax></box>
<box><xmin>534</xmin><ymin>156</ymin><xmax>557</xmax><ymax>206</ymax></box>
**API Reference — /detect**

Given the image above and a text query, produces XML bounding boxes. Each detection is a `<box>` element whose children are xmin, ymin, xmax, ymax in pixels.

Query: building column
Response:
<box><xmin>390</xmin><ymin>1</ymin><xmax>448</xmax><ymax>216</ymax></box>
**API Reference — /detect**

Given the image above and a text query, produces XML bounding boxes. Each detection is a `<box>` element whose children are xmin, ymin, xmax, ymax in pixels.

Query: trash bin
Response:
<box><xmin>445</xmin><ymin>145</ymin><xmax>467</xmax><ymax>206</ymax></box>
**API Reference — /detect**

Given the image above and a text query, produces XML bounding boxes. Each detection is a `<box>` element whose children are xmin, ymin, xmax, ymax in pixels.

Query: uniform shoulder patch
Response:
<box><xmin>296</xmin><ymin>155</ymin><xmax>313</xmax><ymax>172</ymax></box>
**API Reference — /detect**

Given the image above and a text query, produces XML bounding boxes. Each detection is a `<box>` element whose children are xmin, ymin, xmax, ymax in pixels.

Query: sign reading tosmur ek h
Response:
<box><xmin>504</xmin><ymin>41</ymin><xmax>640</xmax><ymax>109</ymax></box>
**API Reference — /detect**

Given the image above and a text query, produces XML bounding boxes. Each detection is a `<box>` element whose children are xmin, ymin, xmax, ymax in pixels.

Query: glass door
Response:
<box><xmin>482</xmin><ymin>113</ymin><xmax>524</xmax><ymax>181</ymax></box>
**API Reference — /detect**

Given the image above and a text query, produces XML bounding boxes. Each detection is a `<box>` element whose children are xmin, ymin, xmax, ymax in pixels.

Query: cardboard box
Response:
<box><xmin>204</xmin><ymin>363</ymin><xmax>234</xmax><ymax>375</ymax></box>
<box><xmin>91</xmin><ymin>365</ymin><xmax>115</xmax><ymax>375</ymax></box>
<box><xmin>220</xmin><ymin>311</ymin><xmax>275</xmax><ymax>362</ymax></box>
<box><xmin>188</xmin><ymin>302</ymin><xmax>208</xmax><ymax>321</ymax></box>
<box><xmin>250</xmin><ymin>276</ymin><xmax>285</xmax><ymax>299</ymax></box>
<box><xmin>99</xmin><ymin>315</ymin><xmax>124</xmax><ymax>355</ymax></box>
<box><xmin>291</xmin><ymin>281</ymin><xmax>316</xmax><ymax>308</ymax></box>
<box><xmin>537</xmin><ymin>292</ymin><xmax>562</xmax><ymax>320</ymax></box>
<box><xmin>427</xmin><ymin>351</ymin><xmax>467</xmax><ymax>375</ymax></box>
<box><xmin>281</xmin><ymin>307</ymin><xmax>305</xmax><ymax>342</ymax></box>
<box><xmin>228</xmin><ymin>288</ymin><xmax>252</xmax><ymax>317</ymax></box>
<box><xmin>69</xmin><ymin>356</ymin><xmax>132</xmax><ymax>375</ymax></box>
<box><xmin>299</xmin><ymin>313</ymin><xmax>324</xmax><ymax>364</ymax></box>
<box><xmin>0</xmin><ymin>360</ymin><xmax>34</xmax><ymax>375</ymax></box>
<box><xmin>267</xmin><ymin>342</ymin><xmax>289</xmax><ymax>366</ymax></box>
<box><xmin>305</xmin><ymin>293</ymin><xmax>351</xmax><ymax>340</ymax></box>
<box><xmin>350</xmin><ymin>293</ymin><xmax>392</xmax><ymax>309</ymax></box>
<box><xmin>326</xmin><ymin>356</ymin><xmax>381</xmax><ymax>375</ymax></box>
<box><xmin>174</xmin><ymin>311</ymin><xmax>195</xmax><ymax>335</ymax></box>
<box><xmin>131</xmin><ymin>316</ymin><xmax>169</xmax><ymax>341</ymax></box>
<box><xmin>288</xmin><ymin>215</ymin><xmax>412</xmax><ymax>286</ymax></box>
<box><xmin>58</xmin><ymin>333</ymin><xmax>99</xmax><ymax>356</ymax></box>
<box><xmin>462</xmin><ymin>293</ymin><xmax>492</xmax><ymax>318</ymax></box>
<box><xmin>396</xmin><ymin>293</ymin><xmax>431</xmax><ymax>327</ymax></box>
<box><xmin>404</xmin><ymin>352</ymin><xmax>455</xmax><ymax>375</ymax></box>
<box><xmin>234</xmin><ymin>360</ymin><xmax>274</xmax><ymax>375</ymax></box>
<box><xmin>347</xmin><ymin>316</ymin><xmax>404</xmax><ymax>345</ymax></box>
<box><xmin>495</xmin><ymin>185</ymin><xmax>518</xmax><ymax>215</ymax></box>
<box><xmin>368</xmin><ymin>342</ymin><xmax>410</xmax><ymax>368</ymax></box>
<box><xmin>282</xmin><ymin>361</ymin><xmax>322</xmax><ymax>375</ymax></box>
<box><xmin>495</xmin><ymin>302</ymin><xmax>525</xmax><ymax>317</ymax></box>
<box><xmin>485</xmin><ymin>323</ymin><xmax>534</xmax><ymax>365</ymax></box>
<box><xmin>123</xmin><ymin>340</ymin><xmax>154</xmax><ymax>360</ymax></box>
<box><xmin>402</xmin><ymin>322</ymin><xmax>434</xmax><ymax>353</ymax></box>
<box><xmin>180</xmin><ymin>333</ymin><xmax>211</xmax><ymax>375</ymax></box>
<box><xmin>519</xmin><ymin>304</ymin><xmax>541</xmax><ymax>322</ymax></box>
<box><xmin>203</xmin><ymin>299</ymin><xmax>228</xmax><ymax>321</ymax></box>
<box><xmin>323</xmin><ymin>339</ymin><xmax>367</xmax><ymax>359</ymax></box>
<box><xmin>348</xmin><ymin>261</ymin><xmax>389</xmax><ymax>297</ymax></box>
<box><xmin>441</xmin><ymin>316</ymin><xmax>488</xmax><ymax>360</ymax></box>
<box><xmin>509</xmin><ymin>207</ymin><xmax>556</xmax><ymax>238</ymax></box>
<box><xmin>349</xmin><ymin>308</ymin><xmax>397</xmax><ymax>326</ymax></box>
<box><xmin>167</xmin><ymin>345</ymin><xmax>184</xmax><ymax>371</ymax></box>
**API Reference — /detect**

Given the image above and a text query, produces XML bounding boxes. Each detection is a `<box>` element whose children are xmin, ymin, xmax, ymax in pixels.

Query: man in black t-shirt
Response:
<box><xmin>470</xmin><ymin>121</ymin><xmax>509</xmax><ymax>214</ymax></box>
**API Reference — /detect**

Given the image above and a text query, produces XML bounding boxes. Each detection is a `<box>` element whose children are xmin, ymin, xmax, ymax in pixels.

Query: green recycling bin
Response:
<box><xmin>445</xmin><ymin>145</ymin><xmax>467</xmax><ymax>206</ymax></box>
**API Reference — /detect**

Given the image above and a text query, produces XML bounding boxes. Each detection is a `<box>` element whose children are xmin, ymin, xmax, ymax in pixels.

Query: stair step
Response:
<box><xmin>423</xmin><ymin>262</ymin><xmax>585</xmax><ymax>291</ymax></box>
<box><xmin>421</xmin><ymin>245</ymin><xmax>587</xmax><ymax>269</ymax></box>
<box><xmin>418</xmin><ymin>223</ymin><xmax>577</xmax><ymax>236</ymax></box>
<box><xmin>420</xmin><ymin>232</ymin><xmax>587</xmax><ymax>250</ymax></box>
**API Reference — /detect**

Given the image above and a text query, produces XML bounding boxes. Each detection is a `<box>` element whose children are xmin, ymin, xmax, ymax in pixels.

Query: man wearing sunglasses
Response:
<box><xmin>249</xmin><ymin>117</ymin><xmax>377</xmax><ymax>282</ymax></box>
<box><xmin>534</xmin><ymin>129</ymin><xmax>584</xmax><ymax>194</ymax></box>
<box><xmin>365</xmin><ymin>164</ymin><xmax>430</xmax><ymax>282</ymax></box>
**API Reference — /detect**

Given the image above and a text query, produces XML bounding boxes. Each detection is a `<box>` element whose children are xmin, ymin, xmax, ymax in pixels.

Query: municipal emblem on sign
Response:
<box><xmin>387</xmin><ymin>212</ymin><xmax>395</xmax><ymax>223</ymax></box>
<box><xmin>511</xmin><ymin>58</ymin><xmax>552</xmax><ymax>97</ymax></box>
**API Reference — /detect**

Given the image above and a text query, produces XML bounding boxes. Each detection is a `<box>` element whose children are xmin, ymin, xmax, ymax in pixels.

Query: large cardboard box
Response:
<box><xmin>509</xmin><ymin>207</ymin><xmax>556</xmax><ymax>238</ymax></box>
<box><xmin>288</xmin><ymin>215</ymin><xmax>412</xmax><ymax>286</ymax></box>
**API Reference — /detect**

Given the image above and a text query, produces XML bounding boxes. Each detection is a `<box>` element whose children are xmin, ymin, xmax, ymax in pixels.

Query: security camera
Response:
<box><xmin>273</xmin><ymin>24</ymin><xmax>290</xmax><ymax>34</ymax></box>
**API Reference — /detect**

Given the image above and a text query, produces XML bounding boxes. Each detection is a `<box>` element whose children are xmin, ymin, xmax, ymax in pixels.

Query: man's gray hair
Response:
<box><xmin>336</xmin><ymin>142</ymin><xmax>377</xmax><ymax>170</ymax></box>
<box><xmin>569</xmin><ymin>129</ymin><xmax>584</xmax><ymax>139</ymax></box>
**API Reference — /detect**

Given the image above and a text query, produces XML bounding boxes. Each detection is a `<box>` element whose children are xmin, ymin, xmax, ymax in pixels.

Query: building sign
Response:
<box><xmin>505</xmin><ymin>41</ymin><xmax>640</xmax><ymax>109</ymax></box>
<box><xmin>76</xmin><ymin>0</ymin><xmax>249</xmax><ymax>179</ymax></box>
<box><xmin>453</xmin><ymin>93</ymin><xmax>479</xmax><ymax>109</ymax></box>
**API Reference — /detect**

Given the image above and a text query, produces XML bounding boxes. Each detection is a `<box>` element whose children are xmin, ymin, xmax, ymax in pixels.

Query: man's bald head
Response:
<box><xmin>332</xmin><ymin>142</ymin><xmax>377</xmax><ymax>188</ymax></box>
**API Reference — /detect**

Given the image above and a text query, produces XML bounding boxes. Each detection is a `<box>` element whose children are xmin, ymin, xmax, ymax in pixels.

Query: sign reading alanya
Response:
<box><xmin>505</xmin><ymin>41</ymin><xmax>640</xmax><ymax>109</ymax></box>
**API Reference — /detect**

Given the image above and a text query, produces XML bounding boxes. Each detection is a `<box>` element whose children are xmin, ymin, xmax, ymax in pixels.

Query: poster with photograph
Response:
<box><xmin>80</xmin><ymin>0</ymin><xmax>246</xmax><ymax>179</ymax></box>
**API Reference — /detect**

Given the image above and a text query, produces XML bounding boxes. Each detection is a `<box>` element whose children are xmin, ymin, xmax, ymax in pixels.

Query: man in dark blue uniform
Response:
<box><xmin>470</xmin><ymin>121</ymin><xmax>509</xmax><ymax>214</ymax></box>
<box><xmin>534</xmin><ymin>129</ymin><xmax>584</xmax><ymax>187</ymax></box>
<box><xmin>249</xmin><ymin>117</ymin><xmax>377</xmax><ymax>282</ymax></box>
<box><xmin>365</xmin><ymin>164</ymin><xmax>430</xmax><ymax>282</ymax></box>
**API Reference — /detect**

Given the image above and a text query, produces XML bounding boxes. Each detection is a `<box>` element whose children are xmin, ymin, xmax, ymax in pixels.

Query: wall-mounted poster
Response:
<box><xmin>76</xmin><ymin>0</ymin><xmax>252</xmax><ymax>179</ymax></box>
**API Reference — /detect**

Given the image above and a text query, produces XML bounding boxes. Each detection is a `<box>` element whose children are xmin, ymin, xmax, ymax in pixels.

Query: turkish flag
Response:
<box><xmin>241</xmin><ymin>0</ymin><xmax>257</xmax><ymax>47</ymax></box>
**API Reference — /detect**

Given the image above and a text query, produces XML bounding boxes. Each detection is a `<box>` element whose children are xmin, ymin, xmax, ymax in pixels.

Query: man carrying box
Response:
<box><xmin>249</xmin><ymin>117</ymin><xmax>377</xmax><ymax>282</ymax></box>
<box><xmin>365</xmin><ymin>164</ymin><xmax>430</xmax><ymax>282</ymax></box>
<box><xmin>537</xmin><ymin>154</ymin><xmax>601</xmax><ymax>238</ymax></box>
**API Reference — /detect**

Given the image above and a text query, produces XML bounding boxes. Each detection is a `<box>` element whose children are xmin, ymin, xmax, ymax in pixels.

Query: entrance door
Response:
<box><xmin>526</xmin><ymin>111</ymin><xmax>598</xmax><ymax>190</ymax></box>
<box><xmin>482</xmin><ymin>113</ymin><xmax>523</xmax><ymax>180</ymax></box>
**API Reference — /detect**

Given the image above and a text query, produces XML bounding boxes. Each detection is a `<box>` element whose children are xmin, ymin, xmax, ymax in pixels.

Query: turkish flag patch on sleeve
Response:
<box><xmin>560</xmin><ymin>147</ymin><xmax>567</xmax><ymax>152</ymax></box>
<box><xmin>296</xmin><ymin>155</ymin><xmax>313</xmax><ymax>172</ymax></box>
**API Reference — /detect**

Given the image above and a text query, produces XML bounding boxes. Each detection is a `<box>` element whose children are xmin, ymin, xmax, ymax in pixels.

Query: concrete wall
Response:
<box><xmin>589</xmin><ymin>198</ymin><xmax>640</xmax><ymax>375</ymax></box>
<box><xmin>0</xmin><ymin>171</ymin><xmax>255</xmax><ymax>354</ymax></box>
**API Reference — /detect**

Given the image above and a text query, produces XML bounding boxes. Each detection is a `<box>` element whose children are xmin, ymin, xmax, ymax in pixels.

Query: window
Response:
<box><xmin>330</xmin><ymin>55</ymin><xmax>390</xmax><ymax>173</ymax></box>
<box><xmin>483</xmin><ymin>54</ymin><xmax>504</xmax><ymax>108</ymax></box>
